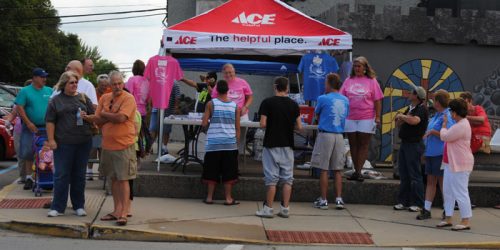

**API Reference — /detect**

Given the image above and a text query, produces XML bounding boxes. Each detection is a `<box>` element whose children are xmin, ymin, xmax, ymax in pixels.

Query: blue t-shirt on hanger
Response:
<box><xmin>298</xmin><ymin>52</ymin><xmax>339</xmax><ymax>101</ymax></box>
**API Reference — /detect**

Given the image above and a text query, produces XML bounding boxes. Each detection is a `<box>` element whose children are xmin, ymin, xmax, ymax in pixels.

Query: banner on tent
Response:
<box><xmin>163</xmin><ymin>30</ymin><xmax>353</xmax><ymax>50</ymax></box>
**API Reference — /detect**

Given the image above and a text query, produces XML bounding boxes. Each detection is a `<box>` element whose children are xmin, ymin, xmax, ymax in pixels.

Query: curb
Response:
<box><xmin>0</xmin><ymin>220</ymin><xmax>89</xmax><ymax>239</ymax></box>
<box><xmin>90</xmin><ymin>224</ymin><xmax>271</xmax><ymax>244</ymax></box>
<box><xmin>382</xmin><ymin>241</ymin><xmax>500</xmax><ymax>249</ymax></box>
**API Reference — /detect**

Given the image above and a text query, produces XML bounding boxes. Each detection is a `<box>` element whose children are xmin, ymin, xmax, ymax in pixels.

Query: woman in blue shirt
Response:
<box><xmin>417</xmin><ymin>89</ymin><xmax>454</xmax><ymax>220</ymax></box>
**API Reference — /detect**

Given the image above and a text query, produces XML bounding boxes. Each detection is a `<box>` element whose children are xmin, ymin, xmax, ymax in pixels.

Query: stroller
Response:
<box><xmin>32</xmin><ymin>129</ymin><xmax>53</xmax><ymax>197</ymax></box>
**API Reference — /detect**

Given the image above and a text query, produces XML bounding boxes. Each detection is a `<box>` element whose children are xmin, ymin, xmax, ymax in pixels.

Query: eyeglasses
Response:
<box><xmin>68</xmin><ymin>80</ymin><xmax>78</xmax><ymax>84</ymax></box>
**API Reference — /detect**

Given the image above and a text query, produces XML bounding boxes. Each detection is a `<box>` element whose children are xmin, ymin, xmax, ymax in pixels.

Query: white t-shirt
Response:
<box><xmin>51</xmin><ymin>78</ymin><xmax>98</xmax><ymax>105</ymax></box>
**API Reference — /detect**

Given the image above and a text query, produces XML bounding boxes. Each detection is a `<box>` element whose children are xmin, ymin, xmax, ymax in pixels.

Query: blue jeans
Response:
<box><xmin>397</xmin><ymin>142</ymin><xmax>425</xmax><ymax>207</ymax></box>
<box><xmin>51</xmin><ymin>140</ymin><xmax>92</xmax><ymax>213</ymax></box>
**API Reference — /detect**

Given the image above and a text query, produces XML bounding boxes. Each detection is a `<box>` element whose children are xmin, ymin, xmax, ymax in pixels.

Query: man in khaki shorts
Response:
<box><xmin>311</xmin><ymin>74</ymin><xmax>350</xmax><ymax>210</ymax></box>
<box><xmin>84</xmin><ymin>70</ymin><xmax>137</xmax><ymax>226</ymax></box>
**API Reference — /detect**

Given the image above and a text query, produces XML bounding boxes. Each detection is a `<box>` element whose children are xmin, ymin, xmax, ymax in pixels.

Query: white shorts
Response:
<box><xmin>344</xmin><ymin>119</ymin><xmax>376</xmax><ymax>134</ymax></box>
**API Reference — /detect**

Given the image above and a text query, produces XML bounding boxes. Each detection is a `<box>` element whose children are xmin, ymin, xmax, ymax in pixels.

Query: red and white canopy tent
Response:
<box><xmin>157</xmin><ymin>0</ymin><xmax>353</xmax><ymax>171</ymax></box>
<box><xmin>162</xmin><ymin>0</ymin><xmax>352</xmax><ymax>56</ymax></box>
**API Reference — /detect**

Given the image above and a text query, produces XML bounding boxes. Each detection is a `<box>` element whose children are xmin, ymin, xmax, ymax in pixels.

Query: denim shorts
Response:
<box><xmin>149</xmin><ymin>109</ymin><xmax>172</xmax><ymax>134</ymax></box>
<box><xmin>262</xmin><ymin>147</ymin><xmax>294</xmax><ymax>186</ymax></box>
<box><xmin>425</xmin><ymin>155</ymin><xmax>444</xmax><ymax>177</ymax></box>
<box><xmin>19</xmin><ymin>124</ymin><xmax>36</xmax><ymax>160</ymax></box>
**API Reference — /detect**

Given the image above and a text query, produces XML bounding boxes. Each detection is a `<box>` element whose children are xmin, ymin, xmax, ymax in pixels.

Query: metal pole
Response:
<box><xmin>157</xmin><ymin>108</ymin><xmax>165</xmax><ymax>172</ymax></box>
<box><xmin>349</xmin><ymin>50</ymin><xmax>353</xmax><ymax>62</ymax></box>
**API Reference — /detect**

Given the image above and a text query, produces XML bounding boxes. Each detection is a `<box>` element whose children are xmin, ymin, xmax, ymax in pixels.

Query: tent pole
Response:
<box><xmin>296</xmin><ymin>73</ymin><xmax>301</xmax><ymax>97</ymax></box>
<box><xmin>157</xmin><ymin>109</ymin><xmax>165</xmax><ymax>172</ymax></box>
<box><xmin>349</xmin><ymin>50</ymin><xmax>353</xmax><ymax>62</ymax></box>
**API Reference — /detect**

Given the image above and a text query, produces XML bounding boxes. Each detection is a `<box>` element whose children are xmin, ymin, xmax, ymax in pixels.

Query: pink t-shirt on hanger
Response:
<box><xmin>212</xmin><ymin>77</ymin><xmax>253</xmax><ymax>115</ymax></box>
<box><xmin>144</xmin><ymin>55</ymin><xmax>183</xmax><ymax>109</ymax></box>
<box><xmin>340</xmin><ymin>76</ymin><xmax>383</xmax><ymax>120</ymax></box>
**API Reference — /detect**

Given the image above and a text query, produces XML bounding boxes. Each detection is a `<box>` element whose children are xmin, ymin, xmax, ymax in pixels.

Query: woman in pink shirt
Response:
<box><xmin>340</xmin><ymin>57</ymin><xmax>383</xmax><ymax>182</ymax></box>
<box><xmin>125</xmin><ymin>60</ymin><xmax>150</xmax><ymax>119</ymax></box>
<box><xmin>438</xmin><ymin>98</ymin><xmax>474</xmax><ymax>231</ymax></box>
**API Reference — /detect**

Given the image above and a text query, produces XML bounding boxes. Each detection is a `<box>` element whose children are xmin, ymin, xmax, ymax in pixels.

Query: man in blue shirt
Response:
<box><xmin>15</xmin><ymin>68</ymin><xmax>53</xmax><ymax>190</ymax></box>
<box><xmin>311</xmin><ymin>73</ymin><xmax>349</xmax><ymax>210</ymax></box>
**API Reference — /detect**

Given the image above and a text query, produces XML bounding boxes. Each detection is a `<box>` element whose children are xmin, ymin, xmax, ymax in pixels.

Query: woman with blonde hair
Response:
<box><xmin>340</xmin><ymin>57</ymin><xmax>383</xmax><ymax>182</ymax></box>
<box><xmin>46</xmin><ymin>71</ymin><xmax>95</xmax><ymax>217</ymax></box>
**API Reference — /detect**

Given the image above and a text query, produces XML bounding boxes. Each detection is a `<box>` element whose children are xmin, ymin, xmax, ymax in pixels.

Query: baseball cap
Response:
<box><xmin>32</xmin><ymin>68</ymin><xmax>48</xmax><ymax>77</ymax></box>
<box><xmin>413</xmin><ymin>86</ymin><xmax>426</xmax><ymax>100</ymax></box>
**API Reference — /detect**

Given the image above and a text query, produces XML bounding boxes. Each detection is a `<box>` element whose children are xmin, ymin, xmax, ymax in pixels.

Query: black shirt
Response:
<box><xmin>398</xmin><ymin>102</ymin><xmax>429</xmax><ymax>143</ymax></box>
<box><xmin>195</xmin><ymin>83</ymin><xmax>212</xmax><ymax>113</ymax></box>
<box><xmin>258</xmin><ymin>96</ymin><xmax>300</xmax><ymax>148</ymax></box>
<box><xmin>45</xmin><ymin>93</ymin><xmax>95</xmax><ymax>145</ymax></box>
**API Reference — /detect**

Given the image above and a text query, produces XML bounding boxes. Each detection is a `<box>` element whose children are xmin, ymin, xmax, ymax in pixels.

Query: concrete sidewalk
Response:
<box><xmin>0</xmin><ymin>181</ymin><xmax>500</xmax><ymax>248</ymax></box>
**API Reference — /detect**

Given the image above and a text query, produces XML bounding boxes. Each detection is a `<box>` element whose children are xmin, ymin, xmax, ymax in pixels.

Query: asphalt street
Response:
<box><xmin>0</xmin><ymin>161</ymin><xmax>18</xmax><ymax>189</ymax></box>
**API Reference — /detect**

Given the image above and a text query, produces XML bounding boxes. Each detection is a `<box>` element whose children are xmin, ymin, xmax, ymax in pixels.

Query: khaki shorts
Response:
<box><xmin>311</xmin><ymin>133</ymin><xmax>346</xmax><ymax>171</ymax></box>
<box><xmin>100</xmin><ymin>144</ymin><xmax>137</xmax><ymax>181</ymax></box>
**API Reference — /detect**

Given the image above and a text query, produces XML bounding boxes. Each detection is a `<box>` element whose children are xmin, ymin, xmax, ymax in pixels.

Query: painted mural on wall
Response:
<box><xmin>380</xmin><ymin>59</ymin><xmax>465</xmax><ymax>162</ymax></box>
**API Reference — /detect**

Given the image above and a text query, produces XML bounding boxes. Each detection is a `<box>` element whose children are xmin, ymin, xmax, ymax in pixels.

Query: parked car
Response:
<box><xmin>0</xmin><ymin>85</ymin><xmax>18</xmax><ymax>160</ymax></box>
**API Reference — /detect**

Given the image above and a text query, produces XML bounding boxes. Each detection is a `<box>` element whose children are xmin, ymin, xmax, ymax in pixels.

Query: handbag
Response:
<box><xmin>79</xmin><ymin>93</ymin><xmax>100</xmax><ymax>135</ymax></box>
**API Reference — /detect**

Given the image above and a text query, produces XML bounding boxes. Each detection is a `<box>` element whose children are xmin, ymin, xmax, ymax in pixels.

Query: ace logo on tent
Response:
<box><xmin>232</xmin><ymin>12</ymin><xmax>276</xmax><ymax>26</ymax></box>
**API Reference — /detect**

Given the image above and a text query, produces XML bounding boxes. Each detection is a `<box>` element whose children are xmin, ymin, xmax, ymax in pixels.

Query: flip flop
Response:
<box><xmin>436</xmin><ymin>221</ymin><xmax>453</xmax><ymax>228</ymax></box>
<box><xmin>203</xmin><ymin>199</ymin><xmax>214</xmax><ymax>205</ymax></box>
<box><xmin>224</xmin><ymin>200</ymin><xmax>240</xmax><ymax>206</ymax></box>
<box><xmin>451</xmin><ymin>224</ymin><xmax>471</xmax><ymax>231</ymax></box>
<box><xmin>116</xmin><ymin>217</ymin><xmax>127</xmax><ymax>226</ymax></box>
<box><xmin>100</xmin><ymin>213</ymin><xmax>118</xmax><ymax>221</ymax></box>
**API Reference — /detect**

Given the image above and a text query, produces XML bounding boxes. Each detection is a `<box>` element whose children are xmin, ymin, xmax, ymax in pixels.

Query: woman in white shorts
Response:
<box><xmin>340</xmin><ymin>57</ymin><xmax>384</xmax><ymax>181</ymax></box>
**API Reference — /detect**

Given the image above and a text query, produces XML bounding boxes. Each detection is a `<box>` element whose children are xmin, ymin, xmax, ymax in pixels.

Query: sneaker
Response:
<box><xmin>74</xmin><ymin>208</ymin><xmax>87</xmax><ymax>217</ymax></box>
<box><xmin>335</xmin><ymin>200</ymin><xmax>345</xmax><ymax>210</ymax></box>
<box><xmin>47</xmin><ymin>210</ymin><xmax>62</xmax><ymax>217</ymax></box>
<box><xmin>277</xmin><ymin>203</ymin><xmax>289</xmax><ymax>218</ymax></box>
<box><xmin>416</xmin><ymin>209</ymin><xmax>432</xmax><ymax>220</ymax></box>
<box><xmin>408</xmin><ymin>206</ymin><xmax>422</xmax><ymax>212</ymax></box>
<box><xmin>255</xmin><ymin>203</ymin><xmax>274</xmax><ymax>218</ymax></box>
<box><xmin>393</xmin><ymin>203</ymin><xmax>408</xmax><ymax>210</ymax></box>
<box><xmin>313</xmin><ymin>198</ymin><xmax>328</xmax><ymax>210</ymax></box>
<box><xmin>23</xmin><ymin>178</ymin><xmax>33</xmax><ymax>190</ymax></box>
<box><xmin>87</xmin><ymin>176</ymin><xmax>94</xmax><ymax>181</ymax></box>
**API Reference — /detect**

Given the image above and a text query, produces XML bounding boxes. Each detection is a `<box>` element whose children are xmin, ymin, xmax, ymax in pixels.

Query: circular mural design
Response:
<box><xmin>380</xmin><ymin>59</ymin><xmax>465</xmax><ymax>162</ymax></box>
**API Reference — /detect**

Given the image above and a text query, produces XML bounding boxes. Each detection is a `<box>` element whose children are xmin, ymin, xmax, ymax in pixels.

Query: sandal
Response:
<box><xmin>203</xmin><ymin>199</ymin><xmax>214</xmax><ymax>205</ymax></box>
<box><xmin>116</xmin><ymin>217</ymin><xmax>128</xmax><ymax>226</ymax></box>
<box><xmin>451</xmin><ymin>224</ymin><xmax>470</xmax><ymax>231</ymax></box>
<box><xmin>436</xmin><ymin>221</ymin><xmax>453</xmax><ymax>228</ymax></box>
<box><xmin>224</xmin><ymin>200</ymin><xmax>240</xmax><ymax>206</ymax></box>
<box><xmin>127</xmin><ymin>214</ymin><xmax>133</xmax><ymax>218</ymax></box>
<box><xmin>100</xmin><ymin>213</ymin><xmax>118</xmax><ymax>221</ymax></box>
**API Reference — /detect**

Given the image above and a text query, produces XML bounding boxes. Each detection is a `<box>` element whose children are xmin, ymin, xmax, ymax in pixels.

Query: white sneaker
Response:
<box><xmin>155</xmin><ymin>154</ymin><xmax>176</xmax><ymax>163</ymax></box>
<box><xmin>255</xmin><ymin>203</ymin><xmax>274</xmax><ymax>218</ymax></box>
<box><xmin>408</xmin><ymin>206</ymin><xmax>422</xmax><ymax>212</ymax></box>
<box><xmin>74</xmin><ymin>208</ymin><xmax>87</xmax><ymax>216</ymax></box>
<box><xmin>47</xmin><ymin>210</ymin><xmax>62</xmax><ymax>217</ymax></box>
<box><xmin>278</xmin><ymin>204</ymin><xmax>289</xmax><ymax>218</ymax></box>
<box><xmin>335</xmin><ymin>199</ymin><xmax>345</xmax><ymax>210</ymax></box>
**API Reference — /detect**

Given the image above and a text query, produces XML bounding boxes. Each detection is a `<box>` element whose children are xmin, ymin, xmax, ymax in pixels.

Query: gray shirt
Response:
<box><xmin>45</xmin><ymin>93</ymin><xmax>95</xmax><ymax>144</ymax></box>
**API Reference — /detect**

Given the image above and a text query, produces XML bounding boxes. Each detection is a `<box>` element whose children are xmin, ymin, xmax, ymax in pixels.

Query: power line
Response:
<box><xmin>7</xmin><ymin>13</ymin><xmax>166</xmax><ymax>27</ymax></box>
<box><xmin>31</xmin><ymin>8</ymin><xmax>165</xmax><ymax>19</ymax></box>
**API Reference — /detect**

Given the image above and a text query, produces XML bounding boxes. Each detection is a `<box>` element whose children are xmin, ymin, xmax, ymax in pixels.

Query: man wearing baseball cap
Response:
<box><xmin>15</xmin><ymin>68</ymin><xmax>53</xmax><ymax>190</ymax></box>
<box><xmin>393</xmin><ymin>86</ymin><xmax>429</xmax><ymax>213</ymax></box>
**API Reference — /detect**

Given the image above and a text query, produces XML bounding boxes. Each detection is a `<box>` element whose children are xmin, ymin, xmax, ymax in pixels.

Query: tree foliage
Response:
<box><xmin>0</xmin><ymin>0</ymin><xmax>117</xmax><ymax>86</ymax></box>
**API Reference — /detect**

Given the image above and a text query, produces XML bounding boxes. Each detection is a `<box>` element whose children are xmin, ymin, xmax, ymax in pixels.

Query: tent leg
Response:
<box><xmin>349</xmin><ymin>50</ymin><xmax>353</xmax><ymax>62</ymax></box>
<box><xmin>295</xmin><ymin>73</ymin><xmax>301</xmax><ymax>96</ymax></box>
<box><xmin>157</xmin><ymin>109</ymin><xmax>165</xmax><ymax>172</ymax></box>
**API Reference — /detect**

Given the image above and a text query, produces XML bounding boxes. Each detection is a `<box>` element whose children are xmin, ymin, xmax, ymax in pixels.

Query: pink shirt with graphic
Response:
<box><xmin>144</xmin><ymin>55</ymin><xmax>183</xmax><ymax>109</ymax></box>
<box><xmin>126</xmin><ymin>75</ymin><xmax>150</xmax><ymax>116</ymax></box>
<box><xmin>340</xmin><ymin>76</ymin><xmax>383</xmax><ymax>120</ymax></box>
<box><xmin>212</xmin><ymin>77</ymin><xmax>253</xmax><ymax>115</ymax></box>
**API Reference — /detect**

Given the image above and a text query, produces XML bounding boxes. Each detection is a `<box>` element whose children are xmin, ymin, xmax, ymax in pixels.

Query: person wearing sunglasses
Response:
<box><xmin>45</xmin><ymin>71</ymin><xmax>95</xmax><ymax>217</ymax></box>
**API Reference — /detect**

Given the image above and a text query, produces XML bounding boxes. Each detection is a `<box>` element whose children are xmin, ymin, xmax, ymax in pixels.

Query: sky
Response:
<box><xmin>51</xmin><ymin>0</ymin><xmax>167</xmax><ymax>77</ymax></box>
